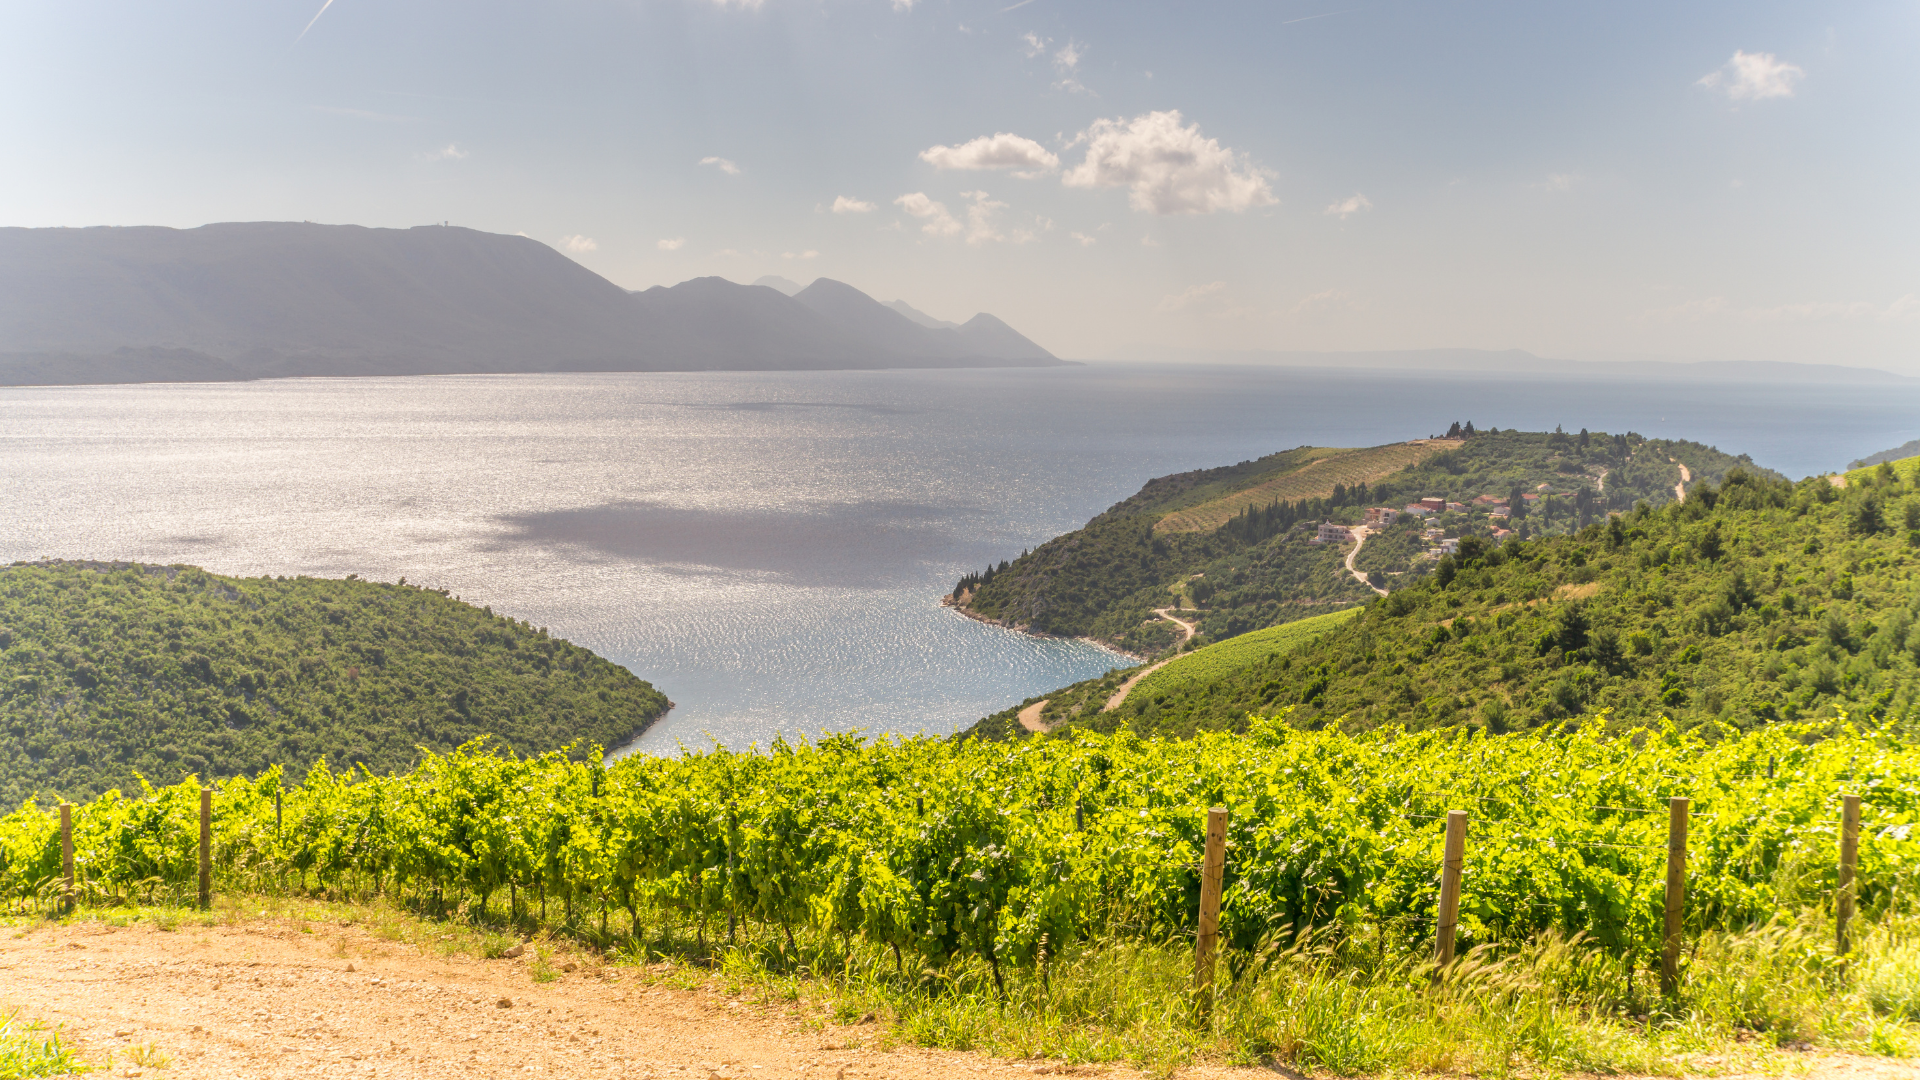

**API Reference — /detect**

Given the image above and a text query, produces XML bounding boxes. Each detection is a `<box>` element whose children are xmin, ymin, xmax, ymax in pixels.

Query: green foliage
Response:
<box><xmin>0</xmin><ymin>561</ymin><xmax>669</xmax><ymax>805</ymax></box>
<box><xmin>1054</xmin><ymin>463</ymin><xmax>1920</xmax><ymax>738</ymax></box>
<box><xmin>9</xmin><ymin>718</ymin><xmax>1919</xmax><ymax>985</ymax></box>
<box><xmin>1132</xmin><ymin>608</ymin><xmax>1360</xmax><ymax>700</ymax></box>
<box><xmin>0</xmin><ymin>1010</ymin><xmax>86</xmax><ymax>1079</ymax></box>
<box><xmin>956</xmin><ymin>431</ymin><xmax>1771</xmax><ymax>651</ymax></box>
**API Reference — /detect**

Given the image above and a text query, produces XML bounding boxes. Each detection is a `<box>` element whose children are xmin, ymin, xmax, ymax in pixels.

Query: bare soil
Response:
<box><xmin>0</xmin><ymin>918</ymin><xmax>1235</xmax><ymax>1080</ymax></box>
<box><xmin>2</xmin><ymin>918</ymin><xmax>1916</xmax><ymax>1080</ymax></box>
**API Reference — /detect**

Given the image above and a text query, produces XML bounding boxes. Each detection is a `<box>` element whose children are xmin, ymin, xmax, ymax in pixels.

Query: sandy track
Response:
<box><xmin>1343</xmin><ymin>528</ymin><xmax>1387</xmax><ymax>597</ymax></box>
<box><xmin>1099</xmin><ymin>610</ymin><xmax>1196</xmax><ymax>714</ymax></box>
<box><xmin>4</xmin><ymin>919</ymin><xmax>1914</xmax><ymax>1080</ymax></box>
<box><xmin>0</xmin><ymin>919</ymin><xmax>1243</xmax><ymax>1080</ymax></box>
<box><xmin>1015</xmin><ymin>699</ymin><xmax>1050</xmax><ymax>733</ymax></box>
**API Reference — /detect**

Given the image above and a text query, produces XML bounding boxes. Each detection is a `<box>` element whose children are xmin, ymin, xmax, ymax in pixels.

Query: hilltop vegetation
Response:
<box><xmin>953</xmin><ymin>428</ymin><xmax>1767</xmax><ymax>655</ymax></box>
<box><xmin>1024</xmin><ymin>458</ymin><xmax>1920</xmax><ymax>740</ymax></box>
<box><xmin>0</xmin><ymin>561</ymin><xmax>670</xmax><ymax>804</ymax></box>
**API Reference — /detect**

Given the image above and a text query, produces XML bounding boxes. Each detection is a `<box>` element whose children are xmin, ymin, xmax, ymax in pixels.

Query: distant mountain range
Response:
<box><xmin>0</xmin><ymin>223</ymin><xmax>1062</xmax><ymax>386</ymax></box>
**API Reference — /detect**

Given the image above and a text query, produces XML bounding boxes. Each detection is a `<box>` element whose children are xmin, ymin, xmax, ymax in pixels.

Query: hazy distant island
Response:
<box><xmin>0</xmin><ymin>222</ymin><xmax>1065</xmax><ymax>386</ymax></box>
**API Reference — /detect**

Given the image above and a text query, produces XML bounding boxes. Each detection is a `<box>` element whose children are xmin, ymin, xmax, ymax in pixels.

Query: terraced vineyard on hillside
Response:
<box><xmin>1154</xmin><ymin>441</ymin><xmax>1454</xmax><ymax>533</ymax></box>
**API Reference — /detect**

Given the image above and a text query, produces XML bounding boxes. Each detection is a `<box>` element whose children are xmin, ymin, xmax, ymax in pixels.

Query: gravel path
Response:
<box><xmin>2</xmin><ymin>917</ymin><xmax>1914</xmax><ymax>1080</ymax></box>
<box><xmin>0</xmin><ymin>918</ymin><xmax>1213</xmax><ymax>1080</ymax></box>
<box><xmin>1100</xmin><ymin>609</ymin><xmax>1196</xmax><ymax>713</ymax></box>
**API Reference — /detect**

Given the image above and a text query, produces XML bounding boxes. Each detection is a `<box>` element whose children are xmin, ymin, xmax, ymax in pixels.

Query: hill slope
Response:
<box><xmin>0</xmin><ymin>223</ymin><xmax>1063</xmax><ymax>384</ymax></box>
<box><xmin>0</xmin><ymin>561</ymin><xmax>669</xmax><ymax>804</ymax></box>
<box><xmin>953</xmin><ymin>428</ymin><xmax>1768</xmax><ymax>654</ymax></box>
<box><xmin>1022</xmin><ymin>459</ymin><xmax>1920</xmax><ymax>739</ymax></box>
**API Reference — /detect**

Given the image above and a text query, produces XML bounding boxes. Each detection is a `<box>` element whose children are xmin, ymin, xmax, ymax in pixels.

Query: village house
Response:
<box><xmin>1445</xmin><ymin>501</ymin><xmax>1467</xmax><ymax>513</ymax></box>
<box><xmin>1311</xmin><ymin>522</ymin><xmax>1354</xmax><ymax>544</ymax></box>
<box><xmin>1417</xmin><ymin>497</ymin><xmax>1446</xmax><ymax>512</ymax></box>
<box><xmin>1364</xmin><ymin>507</ymin><xmax>1400</xmax><ymax>527</ymax></box>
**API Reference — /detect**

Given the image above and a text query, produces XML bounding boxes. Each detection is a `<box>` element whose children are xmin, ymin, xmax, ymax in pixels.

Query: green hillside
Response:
<box><xmin>953</xmin><ymin>428</ymin><xmax>1770</xmax><ymax>654</ymax></box>
<box><xmin>0</xmin><ymin>561</ymin><xmax>670</xmax><ymax>804</ymax></box>
<box><xmin>1036</xmin><ymin>459</ymin><xmax>1920</xmax><ymax>739</ymax></box>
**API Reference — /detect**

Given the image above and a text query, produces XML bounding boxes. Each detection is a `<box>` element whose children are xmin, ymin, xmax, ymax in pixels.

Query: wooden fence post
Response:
<box><xmin>1837</xmin><ymin>793</ymin><xmax>1862</xmax><ymax>958</ymax></box>
<box><xmin>275</xmin><ymin>791</ymin><xmax>283</xmax><ymax>834</ymax></box>
<box><xmin>1661</xmin><ymin>796</ymin><xmax>1689</xmax><ymax>996</ymax></box>
<box><xmin>199</xmin><ymin>787</ymin><xmax>212</xmax><ymax>910</ymax></box>
<box><xmin>1193</xmin><ymin>807</ymin><xmax>1229</xmax><ymax>1029</ymax></box>
<box><xmin>1433</xmin><ymin>810</ymin><xmax>1468</xmax><ymax>975</ymax></box>
<box><xmin>61</xmin><ymin>804</ymin><xmax>74</xmax><ymax>917</ymax></box>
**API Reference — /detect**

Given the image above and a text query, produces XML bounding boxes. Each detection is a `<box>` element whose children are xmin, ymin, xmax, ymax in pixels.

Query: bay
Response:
<box><xmin>1</xmin><ymin>362</ymin><xmax>1913</xmax><ymax>754</ymax></box>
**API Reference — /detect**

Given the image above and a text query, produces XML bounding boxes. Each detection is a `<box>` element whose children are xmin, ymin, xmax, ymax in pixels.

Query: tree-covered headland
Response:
<box><xmin>0</xmin><ymin>561</ymin><xmax>669</xmax><ymax>805</ymax></box>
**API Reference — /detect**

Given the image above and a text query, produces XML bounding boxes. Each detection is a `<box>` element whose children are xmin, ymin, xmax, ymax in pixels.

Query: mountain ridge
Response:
<box><xmin>0</xmin><ymin>222</ymin><xmax>1063</xmax><ymax>385</ymax></box>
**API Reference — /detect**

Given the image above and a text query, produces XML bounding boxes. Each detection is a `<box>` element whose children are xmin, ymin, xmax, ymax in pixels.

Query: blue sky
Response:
<box><xmin>5</xmin><ymin>1</ymin><xmax>1917</xmax><ymax>368</ymax></box>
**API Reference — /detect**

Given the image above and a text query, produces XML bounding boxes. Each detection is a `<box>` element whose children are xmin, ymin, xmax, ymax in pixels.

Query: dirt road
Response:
<box><xmin>1344</xmin><ymin>528</ymin><xmax>1387</xmax><ymax>597</ymax></box>
<box><xmin>1671</xmin><ymin>459</ymin><xmax>1692</xmax><ymax>503</ymax></box>
<box><xmin>1100</xmin><ymin>609</ymin><xmax>1196</xmax><ymax>713</ymax></box>
<box><xmin>0</xmin><ymin>918</ymin><xmax>1242</xmax><ymax>1080</ymax></box>
<box><xmin>4</xmin><ymin>916</ymin><xmax>1915</xmax><ymax>1080</ymax></box>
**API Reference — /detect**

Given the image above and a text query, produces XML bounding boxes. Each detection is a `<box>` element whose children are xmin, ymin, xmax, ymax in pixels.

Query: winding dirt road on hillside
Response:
<box><xmin>1098</xmin><ymin>609</ymin><xmax>1197</xmax><ymax>715</ymax></box>
<box><xmin>1671</xmin><ymin>459</ymin><xmax>1692</xmax><ymax>503</ymax></box>
<box><xmin>1343</xmin><ymin>527</ymin><xmax>1388</xmax><ymax>597</ymax></box>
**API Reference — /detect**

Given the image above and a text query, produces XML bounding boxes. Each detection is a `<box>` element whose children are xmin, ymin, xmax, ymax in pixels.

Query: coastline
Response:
<box><xmin>941</xmin><ymin>594</ymin><xmax>1149</xmax><ymax>665</ymax></box>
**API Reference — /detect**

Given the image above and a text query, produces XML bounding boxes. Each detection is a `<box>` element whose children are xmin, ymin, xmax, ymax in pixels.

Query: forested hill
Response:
<box><xmin>952</xmin><ymin>427</ymin><xmax>1768</xmax><ymax>654</ymax></box>
<box><xmin>997</xmin><ymin>457</ymin><xmax>1920</xmax><ymax>741</ymax></box>
<box><xmin>0</xmin><ymin>562</ymin><xmax>670</xmax><ymax>805</ymax></box>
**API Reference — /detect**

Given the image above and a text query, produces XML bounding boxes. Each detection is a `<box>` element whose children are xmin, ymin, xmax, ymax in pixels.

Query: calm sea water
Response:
<box><xmin>2</xmin><ymin>363</ymin><xmax>1914</xmax><ymax>753</ymax></box>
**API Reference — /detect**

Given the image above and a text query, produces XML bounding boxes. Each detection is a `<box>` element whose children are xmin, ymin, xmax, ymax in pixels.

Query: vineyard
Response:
<box><xmin>1131</xmin><ymin>608</ymin><xmax>1360</xmax><ymax>701</ymax></box>
<box><xmin>6</xmin><ymin>714</ymin><xmax>1913</xmax><ymax>996</ymax></box>
<box><xmin>1154</xmin><ymin>442</ymin><xmax>1451</xmax><ymax>534</ymax></box>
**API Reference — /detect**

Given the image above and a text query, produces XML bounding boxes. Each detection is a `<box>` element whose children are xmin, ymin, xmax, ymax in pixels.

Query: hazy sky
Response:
<box><xmin>5</xmin><ymin>1</ymin><xmax>1917</xmax><ymax>368</ymax></box>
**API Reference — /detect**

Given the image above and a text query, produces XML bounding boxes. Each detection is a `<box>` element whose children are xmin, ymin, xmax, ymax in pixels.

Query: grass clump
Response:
<box><xmin>0</xmin><ymin>1010</ymin><xmax>88</xmax><ymax>1078</ymax></box>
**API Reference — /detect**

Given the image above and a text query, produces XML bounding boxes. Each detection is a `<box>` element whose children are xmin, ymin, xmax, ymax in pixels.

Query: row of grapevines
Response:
<box><xmin>2</xmin><ymin>716</ymin><xmax>1913</xmax><ymax>973</ymax></box>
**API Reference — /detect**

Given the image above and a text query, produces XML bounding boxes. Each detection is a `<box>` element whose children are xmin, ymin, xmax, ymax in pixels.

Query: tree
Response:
<box><xmin>1446</xmin><ymin>421</ymin><xmax>1463</xmax><ymax>439</ymax></box>
<box><xmin>1852</xmin><ymin>496</ymin><xmax>1886</xmax><ymax>537</ymax></box>
<box><xmin>1578</xmin><ymin>428</ymin><xmax>1590</xmax><ymax>449</ymax></box>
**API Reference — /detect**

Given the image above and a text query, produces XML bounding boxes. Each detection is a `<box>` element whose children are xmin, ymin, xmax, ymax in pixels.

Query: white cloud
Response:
<box><xmin>700</xmin><ymin>156</ymin><xmax>742</xmax><ymax>175</ymax></box>
<box><xmin>1062</xmin><ymin>110</ymin><xmax>1276</xmax><ymax>215</ymax></box>
<box><xmin>894</xmin><ymin>192</ymin><xmax>961</xmax><ymax>237</ymax></box>
<box><xmin>1290</xmin><ymin>289</ymin><xmax>1355</xmax><ymax>316</ymax></box>
<box><xmin>1324</xmin><ymin>193</ymin><xmax>1372</xmax><ymax>219</ymax></box>
<box><xmin>831</xmin><ymin>196</ymin><xmax>876</xmax><ymax>214</ymax></box>
<box><xmin>560</xmin><ymin>235</ymin><xmax>598</xmax><ymax>252</ymax></box>
<box><xmin>1536</xmin><ymin>173</ymin><xmax>1578</xmax><ymax>192</ymax></box>
<box><xmin>1053</xmin><ymin>40</ymin><xmax>1088</xmax><ymax>93</ymax></box>
<box><xmin>782</xmin><ymin>250</ymin><xmax>820</xmax><ymax>260</ymax></box>
<box><xmin>1069</xmin><ymin>231</ymin><xmax>1098</xmax><ymax>246</ymax></box>
<box><xmin>919</xmin><ymin>133</ymin><xmax>1059</xmax><ymax>174</ymax></box>
<box><xmin>423</xmin><ymin>144</ymin><xmax>468</xmax><ymax>161</ymax></box>
<box><xmin>1698</xmin><ymin>50</ymin><xmax>1804</xmax><ymax>101</ymax></box>
<box><xmin>962</xmin><ymin>190</ymin><xmax>1008</xmax><ymax>245</ymax></box>
<box><xmin>1160</xmin><ymin>281</ymin><xmax>1228</xmax><ymax>312</ymax></box>
<box><xmin>706</xmin><ymin>0</ymin><xmax>766</xmax><ymax>9</ymax></box>
<box><xmin>1021</xmin><ymin>31</ymin><xmax>1047</xmax><ymax>58</ymax></box>
<box><xmin>657</xmin><ymin>238</ymin><xmax>685</xmax><ymax>251</ymax></box>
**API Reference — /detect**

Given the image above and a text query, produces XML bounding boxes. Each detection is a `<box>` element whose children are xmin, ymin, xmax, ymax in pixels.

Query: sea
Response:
<box><xmin>2</xmin><ymin>362</ymin><xmax>1916</xmax><ymax>755</ymax></box>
